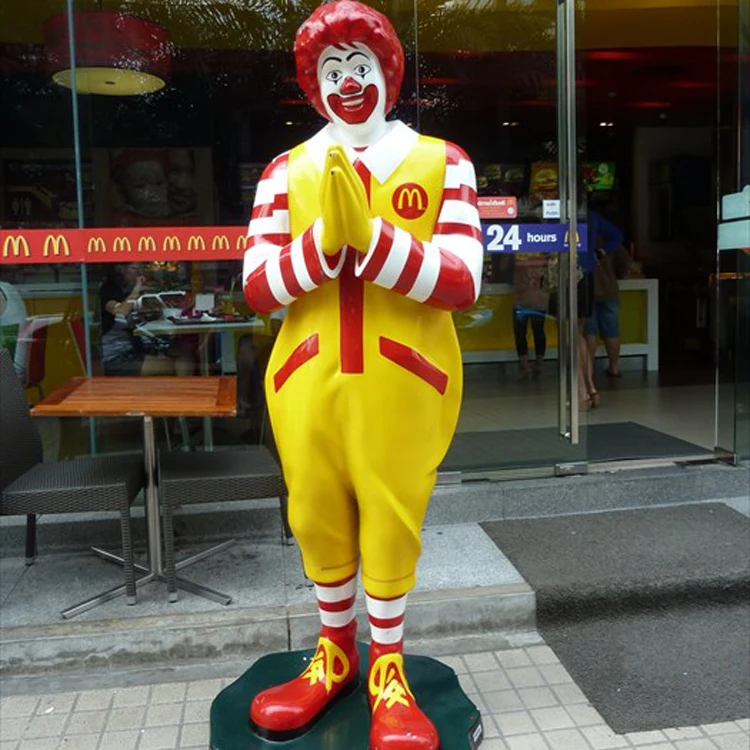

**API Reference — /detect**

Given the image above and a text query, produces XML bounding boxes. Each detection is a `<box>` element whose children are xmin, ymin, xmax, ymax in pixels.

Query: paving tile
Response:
<box><xmin>22</xmin><ymin>714</ymin><xmax>67</xmax><ymax>739</ymax></box>
<box><xmin>483</xmin><ymin>715</ymin><xmax>501</xmax><ymax>739</ymax></box>
<box><xmin>505</xmin><ymin>732</ymin><xmax>550</xmax><ymax>750</ymax></box>
<box><xmin>581</xmin><ymin>725</ymin><xmax>630</xmax><ymax>749</ymax></box>
<box><xmin>673</xmin><ymin>740</ymin><xmax>721</xmax><ymax>750</ymax></box>
<box><xmin>464</xmin><ymin>652</ymin><xmax>499</xmax><ymax>673</ymax></box>
<box><xmin>494</xmin><ymin>711</ymin><xmax>537</xmax><ymax>736</ymax></box>
<box><xmin>538</xmin><ymin>664</ymin><xmax>573</xmax><ymax>686</ymax></box>
<box><xmin>185</xmin><ymin>680</ymin><xmax>223</xmax><ymax>702</ymax></box>
<box><xmin>506</xmin><ymin>667</ymin><xmax>547</xmax><ymax>689</ymax></box>
<box><xmin>149</xmin><ymin>683</ymin><xmax>188</xmax><ymax>705</ymax></box>
<box><xmin>111</xmin><ymin>686</ymin><xmax>150</xmax><ymax>708</ymax></box>
<box><xmin>0</xmin><ymin>718</ymin><xmax>27</xmax><ymax>742</ymax></box>
<box><xmin>144</xmin><ymin>703</ymin><xmax>182</xmax><ymax>728</ymax></box>
<box><xmin>473</xmin><ymin>670</ymin><xmax>512</xmax><ymax>693</ymax></box>
<box><xmin>35</xmin><ymin>693</ymin><xmax>77</xmax><ymax>716</ymax></box>
<box><xmin>179</xmin><ymin>722</ymin><xmax>209</xmax><ymax>748</ymax></box>
<box><xmin>74</xmin><ymin>691</ymin><xmax>114</xmax><ymax>713</ymax></box>
<box><xmin>479</xmin><ymin>740</ymin><xmax>510</xmax><ymax>750</ymax></box>
<box><xmin>0</xmin><ymin>696</ymin><xmax>39</xmax><ymax>720</ymax></box>
<box><xmin>551</xmin><ymin>683</ymin><xmax>589</xmax><ymax>706</ymax></box>
<box><xmin>530</xmin><ymin>707</ymin><xmax>575</xmax><ymax>732</ymax></box>
<box><xmin>735</xmin><ymin>720</ymin><xmax>749</xmax><ymax>732</ymax></box>
<box><xmin>138</xmin><ymin>725</ymin><xmax>179</xmax><ymax>750</ymax></box>
<box><xmin>64</xmin><ymin>710</ymin><xmax>107</xmax><ymax>735</ymax></box>
<box><xmin>702</xmin><ymin>723</ymin><xmax>746</xmax><ymax>736</ymax></box>
<box><xmin>182</xmin><ymin>700</ymin><xmax>212</xmax><ymax>724</ymax></box>
<box><xmin>518</xmin><ymin>687</ymin><xmax>559</xmax><ymax>710</ymax></box>
<box><xmin>457</xmin><ymin>672</ymin><xmax>478</xmax><ymax>695</ymax></box>
<box><xmin>525</xmin><ymin>646</ymin><xmax>559</xmax><ymax>666</ymax></box>
<box><xmin>712</xmin><ymin>734</ymin><xmax>750</xmax><ymax>750</ymax></box>
<box><xmin>97</xmin><ymin>730</ymin><xmax>140</xmax><ymax>750</ymax></box>
<box><xmin>625</xmin><ymin>729</ymin><xmax>668</xmax><ymax>745</ymax></box>
<box><xmin>57</xmin><ymin>733</ymin><xmax>99</xmax><ymax>749</ymax></box>
<box><xmin>1</xmin><ymin>740</ymin><xmax>18</xmax><ymax>750</ymax></box>
<box><xmin>484</xmin><ymin>690</ymin><xmax>525</xmax><ymax>713</ymax></box>
<box><xmin>105</xmin><ymin>706</ymin><xmax>145</xmax><ymax>732</ymax></box>
<box><xmin>544</xmin><ymin>728</ymin><xmax>590</xmax><ymax>750</ymax></box>
<box><xmin>17</xmin><ymin>739</ymin><xmax>57</xmax><ymax>750</ymax></box>
<box><xmin>565</xmin><ymin>703</ymin><xmax>605</xmax><ymax>728</ymax></box>
<box><xmin>496</xmin><ymin>651</ymin><xmax>534</xmax><ymax>669</ymax></box>
<box><xmin>665</xmin><ymin>728</ymin><xmax>709</xmax><ymax>741</ymax></box>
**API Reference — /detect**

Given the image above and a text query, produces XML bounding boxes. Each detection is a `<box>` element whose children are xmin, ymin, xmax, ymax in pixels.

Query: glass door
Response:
<box><xmin>717</xmin><ymin>0</ymin><xmax>749</xmax><ymax>462</ymax></box>
<box><xmin>419</xmin><ymin>0</ymin><xmax>589</xmax><ymax>479</ymax></box>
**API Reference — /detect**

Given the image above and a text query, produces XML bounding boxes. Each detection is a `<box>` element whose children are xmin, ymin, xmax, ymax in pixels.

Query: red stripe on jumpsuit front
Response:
<box><xmin>338</xmin><ymin>157</ymin><xmax>371</xmax><ymax>374</ymax></box>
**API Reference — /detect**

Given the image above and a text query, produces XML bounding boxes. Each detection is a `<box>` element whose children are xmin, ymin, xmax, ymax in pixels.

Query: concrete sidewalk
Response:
<box><xmin>1</xmin><ymin>639</ymin><xmax>747</xmax><ymax>750</ymax></box>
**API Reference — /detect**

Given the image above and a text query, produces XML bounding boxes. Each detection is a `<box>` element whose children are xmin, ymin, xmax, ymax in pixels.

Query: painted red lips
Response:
<box><xmin>327</xmin><ymin>84</ymin><xmax>379</xmax><ymax>124</ymax></box>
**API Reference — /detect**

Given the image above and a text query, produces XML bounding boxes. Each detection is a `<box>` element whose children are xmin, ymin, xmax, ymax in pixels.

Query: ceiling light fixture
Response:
<box><xmin>45</xmin><ymin>11</ymin><xmax>171</xmax><ymax>96</ymax></box>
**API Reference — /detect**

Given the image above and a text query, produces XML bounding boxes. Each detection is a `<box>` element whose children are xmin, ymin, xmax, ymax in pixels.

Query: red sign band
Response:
<box><xmin>0</xmin><ymin>227</ymin><xmax>251</xmax><ymax>265</ymax></box>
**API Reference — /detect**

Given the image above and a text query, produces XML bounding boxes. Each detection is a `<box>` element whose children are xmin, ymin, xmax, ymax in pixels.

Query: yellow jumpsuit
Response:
<box><xmin>266</xmin><ymin>135</ymin><xmax>464</xmax><ymax>599</ymax></box>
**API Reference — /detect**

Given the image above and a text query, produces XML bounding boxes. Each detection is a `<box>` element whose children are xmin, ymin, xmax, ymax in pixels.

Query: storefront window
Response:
<box><xmin>1</xmin><ymin>0</ymin><xmax>747</xmax><ymax>470</ymax></box>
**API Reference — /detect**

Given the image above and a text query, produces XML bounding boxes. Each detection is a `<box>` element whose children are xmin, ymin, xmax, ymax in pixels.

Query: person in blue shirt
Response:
<box><xmin>578</xmin><ymin>207</ymin><xmax>624</xmax><ymax>408</ymax></box>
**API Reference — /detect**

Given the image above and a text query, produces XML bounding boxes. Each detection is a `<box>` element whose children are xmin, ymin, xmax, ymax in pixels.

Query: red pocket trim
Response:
<box><xmin>274</xmin><ymin>334</ymin><xmax>320</xmax><ymax>392</ymax></box>
<box><xmin>379</xmin><ymin>337</ymin><xmax>448</xmax><ymax>395</ymax></box>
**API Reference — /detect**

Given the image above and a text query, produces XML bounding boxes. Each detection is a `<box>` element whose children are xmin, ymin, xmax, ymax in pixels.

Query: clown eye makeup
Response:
<box><xmin>325</xmin><ymin>70</ymin><xmax>343</xmax><ymax>83</ymax></box>
<box><xmin>354</xmin><ymin>63</ymin><xmax>371</xmax><ymax>77</ymax></box>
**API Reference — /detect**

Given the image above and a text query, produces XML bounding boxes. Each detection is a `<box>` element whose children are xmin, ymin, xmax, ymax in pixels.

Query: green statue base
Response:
<box><xmin>210</xmin><ymin>643</ymin><xmax>484</xmax><ymax>749</ymax></box>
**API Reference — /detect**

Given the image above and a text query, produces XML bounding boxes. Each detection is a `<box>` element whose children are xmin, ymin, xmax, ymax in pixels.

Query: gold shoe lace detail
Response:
<box><xmin>368</xmin><ymin>653</ymin><xmax>415</xmax><ymax>711</ymax></box>
<box><xmin>302</xmin><ymin>637</ymin><xmax>351</xmax><ymax>693</ymax></box>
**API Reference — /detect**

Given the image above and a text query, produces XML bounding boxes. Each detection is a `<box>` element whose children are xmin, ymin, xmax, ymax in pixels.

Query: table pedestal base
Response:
<box><xmin>209</xmin><ymin>644</ymin><xmax>485</xmax><ymax>749</ymax></box>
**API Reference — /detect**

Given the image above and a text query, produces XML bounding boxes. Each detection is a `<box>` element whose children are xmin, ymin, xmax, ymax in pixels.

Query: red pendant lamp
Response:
<box><xmin>45</xmin><ymin>11</ymin><xmax>171</xmax><ymax>96</ymax></box>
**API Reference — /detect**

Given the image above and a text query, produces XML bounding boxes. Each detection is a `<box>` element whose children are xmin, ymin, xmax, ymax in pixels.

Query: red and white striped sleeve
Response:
<box><xmin>355</xmin><ymin>142</ymin><xmax>483</xmax><ymax>311</ymax></box>
<box><xmin>243</xmin><ymin>153</ymin><xmax>344</xmax><ymax>314</ymax></box>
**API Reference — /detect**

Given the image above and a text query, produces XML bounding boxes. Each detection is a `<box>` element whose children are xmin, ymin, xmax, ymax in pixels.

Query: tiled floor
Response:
<box><xmin>1</xmin><ymin>643</ymin><xmax>747</xmax><ymax>750</ymax></box>
<box><xmin>458</xmin><ymin>369</ymin><xmax>717</xmax><ymax>451</ymax></box>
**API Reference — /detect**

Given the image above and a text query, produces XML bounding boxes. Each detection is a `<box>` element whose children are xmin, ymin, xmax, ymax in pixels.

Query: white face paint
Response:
<box><xmin>317</xmin><ymin>43</ymin><xmax>388</xmax><ymax>146</ymax></box>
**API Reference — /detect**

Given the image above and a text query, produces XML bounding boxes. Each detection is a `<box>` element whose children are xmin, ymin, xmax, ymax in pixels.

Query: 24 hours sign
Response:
<box><xmin>481</xmin><ymin>223</ymin><xmax>588</xmax><ymax>255</ymax></box>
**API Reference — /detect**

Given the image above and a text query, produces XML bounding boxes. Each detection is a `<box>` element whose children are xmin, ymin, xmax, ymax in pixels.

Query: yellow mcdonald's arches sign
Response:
<box><xmin>188</xmin><ymin>235</ymin><xmax>206</xmax><ymax>251</ymax></box>
<box><xmin>212</xmin><ymin>235</ymin><xmax>230</xmax><ymax>251</ymax></box>
<box><xmin>563</xmin><ymin>229</ymin><xmax>581</xmax><ymax>246</ymax></box>
<box><xmin>43</xmin><ymin>234</ymin><xmax>70</xmax><ymax>257</ymax></box>
<box><xmin>113</xmin><ymin>237</ymin><xmax>132</xmax><ymax>253</ymax></box>
<box><xmin>2</xmin><ymin>235</ymin><xmax>31</xmax><ymax>258</ymax></box>
<box><xmin>236</xmin><ymin>235</ymin><xmax>250</xmax><ymax>251</ymax></box>
<box><xmin>138</xmin><ymin>236</ymin><xmax>157</xmax><ymax>253</ymax></box>
<box><xmin>163</xmin><ymin>236</ymin><xmax>181</xmax><ymax>252</ymax></box>
<box><xmin>87</xmin><ymin>237</ymin><xmax>106</xmax><ymax>254</ymax></box>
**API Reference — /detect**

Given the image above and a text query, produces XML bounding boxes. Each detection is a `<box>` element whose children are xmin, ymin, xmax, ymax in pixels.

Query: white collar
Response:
<box><xmin>304</xmin><ymin>120</ymin><xmax>419</xmax><ymax>185</ymax></box>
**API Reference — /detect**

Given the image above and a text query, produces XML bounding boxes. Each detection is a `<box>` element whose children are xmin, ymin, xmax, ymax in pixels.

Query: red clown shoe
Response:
<box><xmin>368</xmin><ymin>643</ymin><xmax>440</xmax><ymax>750</ymax></box>
<box><xmin>249</xmin><ymin>620</ymin><xmax>359</xmax><ymax>740</ymax></box>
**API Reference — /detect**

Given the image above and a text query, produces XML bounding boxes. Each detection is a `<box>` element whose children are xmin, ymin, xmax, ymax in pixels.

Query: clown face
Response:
<box><xmin>318</xmin><ymin>43</ymin><xmax>386</xmax><ymax>130</ymax></box>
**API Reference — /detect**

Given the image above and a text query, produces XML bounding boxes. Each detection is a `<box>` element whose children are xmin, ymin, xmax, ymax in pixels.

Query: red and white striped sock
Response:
<box><xmin>315</xmin><ymin>575</ymin><xmax>357</xmax><ymax>630</ymax></box>
<box><xmin>366</xmin><ymin>593</ymin><xmax>407</xmax><ymax>654</ymax></box>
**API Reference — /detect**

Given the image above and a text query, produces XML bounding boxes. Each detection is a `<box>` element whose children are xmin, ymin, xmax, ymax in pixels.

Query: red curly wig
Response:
<box><xmin>295</xmin><ymin>1</ymin><xmax>404</xmax><ymax>120</ymax></box>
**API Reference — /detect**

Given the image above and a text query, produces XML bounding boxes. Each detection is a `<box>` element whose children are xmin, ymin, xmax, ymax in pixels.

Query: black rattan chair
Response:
<box><xmin>0</xmin><ymin>349</ymin><xmax>146</xmax><ymax>619</ymax></box>
<box><xmin>160</xmin><ymin>446</ymin><xmax>287</xmax><ymax>603</ymax></box>
<box><xmin>159</xmin><ymin>342</ymin><xmax>289</xmax><ymax>604</ymax></box>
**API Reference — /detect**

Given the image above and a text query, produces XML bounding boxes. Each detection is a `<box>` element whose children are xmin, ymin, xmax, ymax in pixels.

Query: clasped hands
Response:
<box><xmin>320</xmin><ymin>145</ymin><xmax>373</xmax><ymax>257</ymax></box>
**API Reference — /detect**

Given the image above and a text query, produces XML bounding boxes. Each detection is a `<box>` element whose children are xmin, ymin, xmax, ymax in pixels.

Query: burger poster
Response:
<box><xmin>529</xmin><ymin>162</ymin><xmax>559</xmax><ymax>199</ymax></box>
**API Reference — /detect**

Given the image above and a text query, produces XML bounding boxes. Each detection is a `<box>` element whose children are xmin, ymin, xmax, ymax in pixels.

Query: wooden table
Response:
<box><xmin>32</xmin><ymin>376</ymin><xmax>236</xmax><ymax>615</ymax></box>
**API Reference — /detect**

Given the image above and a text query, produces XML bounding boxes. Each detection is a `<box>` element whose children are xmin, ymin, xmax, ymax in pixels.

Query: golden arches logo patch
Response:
<box><xmin>138</xmin><ymin>237</ymin><xmax>157</xmax><ymax>253</ymax></box>
<box><xmin>2</xmin><ymin>236</ymin><xmax>30</xmax><ymax>258</ymax></box>
<box><xmin>43</xmin><ymin>234</ymin><xmax>70</xmax><ymax>257</ymax></box>
<box><xmin>392</xmin><ymin>183</ymin><xmax>428</xmax><ymax>220</ymax></box>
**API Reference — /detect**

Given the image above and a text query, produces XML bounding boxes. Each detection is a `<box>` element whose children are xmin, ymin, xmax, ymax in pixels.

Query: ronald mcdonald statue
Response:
<box><xmin>242</xmin><ymin>1</ymin><xmax>482</xmax><ymax>746</ymax></box>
